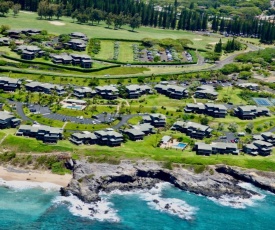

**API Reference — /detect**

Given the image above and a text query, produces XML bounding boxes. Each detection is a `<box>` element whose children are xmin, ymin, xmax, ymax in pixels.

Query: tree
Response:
<box><xmin>37</xmin><ymin>0</ymin><xmax>48</xmax><ymax>19</ymax></box>
<box><xmin>71</xmin><ymin>10</ymin><xmax>78</xmax><ymax>22</ymax></box>
<box><xmin>106</xmin><ymin>13</ymin><xmax>113</xmax><ymax>28</ymax></box>
<box><xmin>214</xmin><ymin>39</ymin><xmax>222</xmax><ymax>53</ymax></box>
<box><xmin>12</xmin><ymin>3</ymin><xmax>21</xmax><ymax>17</ymax></box>
<box><xmin>228</xmin><ymin>123</ymin><xmax>238</xmax><ymax>133</ymax></box>
<box><xmin>47</xmin><ymin>4</ymin><xmax>56</xmax><ymax>20</ymax></box>
<box><xmin>200</xmin><ymin>116</ymin><xmax>209</xmax><ymax>125</ymax></box>
<box><xmin>245</xmin><ymin>123</ymin><xmax>254</xmax><ymax>134</ymax></box>
<box><xmin>129</xmin><ymin>13</ymin><xmax>141</xmax><ymax>31</ymax></box>
<box><xmin>55</xmin><ymin>4</ymin><xmax>63</xmax><ymax>20</ymax></box>
<box><xmin>0</xmin><ymin>25</ymin><xmax>10</xmax><ymax>34</ymax></box>
<box><xmin>65</xmin><ymin>3</ymin><xmax>72</xmax><ymax>16</ymax></box>
<box><xmin>0</xmin><ymin>1</ymin><xmax>10</xmax><ymax>16</ymax></box>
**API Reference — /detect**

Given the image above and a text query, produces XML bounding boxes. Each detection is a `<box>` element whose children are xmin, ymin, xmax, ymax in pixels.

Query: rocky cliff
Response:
<box><xmin>60</xmin><ymin>161</ymin><xmax>274</xmax><ymax>203</ymax></box>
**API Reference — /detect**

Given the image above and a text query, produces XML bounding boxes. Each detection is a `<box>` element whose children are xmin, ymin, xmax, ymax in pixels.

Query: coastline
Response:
<box><xmin>0</xmin><ymin>166</ymin><xmax>72</xmax><ymax>187</ymax></box>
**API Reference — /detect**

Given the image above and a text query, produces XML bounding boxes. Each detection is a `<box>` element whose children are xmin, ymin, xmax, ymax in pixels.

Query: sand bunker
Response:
<box><xmin>20</xmin><ymin>11</ymin><xmax>34</xmax><ymax>14</ymax></box>
<box><xmin>209</xmin><ymin>42</ymin><xmax>218</xmax><ymax>45</ymax></box>
<box><xmin>193</xmin><ymin>38</ymin><xmax>202</xmax><ymax>41</ymax></box>
<box><xmin>49</xmin><ymin>21</ymin><xmax>65</xmax><ymax>26</ymax></box>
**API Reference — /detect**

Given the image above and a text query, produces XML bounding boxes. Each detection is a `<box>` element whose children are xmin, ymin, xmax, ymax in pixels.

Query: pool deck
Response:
<box><xmin>160</xmin><ymin>139</ymin><xmax>188</xmax><ymax>150</ymax></box>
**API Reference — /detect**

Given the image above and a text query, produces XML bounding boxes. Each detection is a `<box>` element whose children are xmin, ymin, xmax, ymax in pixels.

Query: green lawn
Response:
<box><xmin>55</xmin><ymin>105</ymin><xmax>118</xmax><ymax>118</ymax></box>
<box><xmin>217</xmin><ymin>86</ymin><xmax>247</xmax><ymax>105</ymax></box>
<box><xmin>2</xmin><ymin>129</ymin><xmax>275</xmax><ymax>171</ymax></box>
<box><xmin>211</xmin><ymin>115</ymin><xmax>275</xmax><ymax>133</ymax></box>
<box><xmin>94</xmin><ymin>40</ymin><xmax>114</xmax><ymax>60</ymax></box>
<box><xmin>0</xmin><ymin>11</ymin><xmax>229</xmax><ymax>50</ymax></box>
<box><xmin>118</xmin><ymin>42</ymin><xmax>134</xmax><ymax>62</ymax></box>
<box><xmin>127</xmin><ymin>116</ymin><xmax>143</xmax><ymax>125</ymax></box>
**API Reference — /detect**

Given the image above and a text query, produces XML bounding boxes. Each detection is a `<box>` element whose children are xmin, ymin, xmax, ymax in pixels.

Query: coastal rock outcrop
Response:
<box><xmin>216</xmin><ymin>165</ymin><xmax>275</xmax><ymax>194</ymax></box>
<box><xmin>61</xmin><ymin>161</ymin><xmax>259</xmax><ymax>203</ymax></box>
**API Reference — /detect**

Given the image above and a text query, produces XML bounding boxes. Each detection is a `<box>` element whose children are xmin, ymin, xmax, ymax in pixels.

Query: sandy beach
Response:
<box><xmin>0</xmin><ymin>166</ymin><xmax>72</xmax><ymax>187</ymax></box>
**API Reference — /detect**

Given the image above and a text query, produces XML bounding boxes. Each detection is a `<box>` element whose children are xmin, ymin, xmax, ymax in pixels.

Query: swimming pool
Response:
<box><xmin>66</xmin><ymin>105</ymin><xmax>82</xmax><ymax>110</ymax></box>
<box><xmin>173</xmin><ymin>142</ymin><xmax>187</xmax><ymax>149</ymax></box>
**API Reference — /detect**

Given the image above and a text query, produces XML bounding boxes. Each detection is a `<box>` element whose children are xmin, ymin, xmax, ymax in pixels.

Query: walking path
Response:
<box><xmin>0</xmin><ymin>134</ymin><xmax>8</xmax><ymax>145</ymax></box>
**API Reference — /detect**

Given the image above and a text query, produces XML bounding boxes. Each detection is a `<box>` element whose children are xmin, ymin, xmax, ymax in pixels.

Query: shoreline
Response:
<box><xmin>0</xmin><ymin>166</ymin><xmax>72</xmax><ymax>187</ymax></box>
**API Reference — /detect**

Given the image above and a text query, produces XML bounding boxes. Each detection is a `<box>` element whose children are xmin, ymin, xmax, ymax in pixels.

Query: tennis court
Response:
<box><xmin>253</xmin><ymin>98</ymin><xmax>273</xmax><ymax>106</ymax></box>
<box><xmin>269</xmin><ymin>99</ymin><xmax>275</xmax><ymax>106</ymax></box>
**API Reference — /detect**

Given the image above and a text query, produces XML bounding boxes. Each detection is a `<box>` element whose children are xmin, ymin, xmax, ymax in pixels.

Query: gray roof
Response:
<box><xmin>74</xmin><ymin>87</ymin><xmax>95</xmax><ymax>94</ymax></box>
<box><xmin>72</xmin><ymin>131</ymin><xmax>97</xmax><ymax>139</ymax></box>
<box><xmin>125</xmin><ymin>128</ymin><xmax>145</xmax><ymax>136</ymax></box>
<box><xmin>184</xmin><ymin>121</ymin><xmax>210</xmax><ymax>132</ymax></box>
<box><xmin>211</xmin><ymin>142</ymin><xmax>238</xmax><ymax>149</ymax></box>
<box><xmin>0</xmin><ymin>111</ymin><xmax>16</xmax><ymax>120</ymax></box>
<box><xmin>94</xmin><ymin>129</ymin><xmax>123</xmax><ymax>138</ymax></box>
<box><xmin>205</xmin><ymin>103</ymin><xmax>227</xmax><ymax>110</ymax></box>
<box><xmin>133</xmin><ymin>123</ymin><xmax>154</xmax><ymax>132</ymax></box>
<box><xmin>161</xmin><ymin>135</ymin><xmax>171</xmax><ymax>143</ymax></box>
<box><xmin>0</xmin><ymin>76</ymin><xmax>20</xmax><ymax>84</ymax></box>
<box><xmin>150</xmin><ymin>113</ymin><xmax>166</xmax><ymax>119</ymax></box>
<box><xmin>95</xmin><ymin>85</ymin><xmax>118</xmax><ymax>92</ymax></box>
<box><xmin>18</xmin><ymin>124</ymin><xmax>63</xmax><ymax>134</ymax></box>
<box><xmin>195</xmin><ymin>142</ymin><xmax>212</xmax><ymax>151</ymax></box>
<box><xmin>253</xmin><ymin>140</ymin><xmax>273</xmax><ymax>147</ymax></box>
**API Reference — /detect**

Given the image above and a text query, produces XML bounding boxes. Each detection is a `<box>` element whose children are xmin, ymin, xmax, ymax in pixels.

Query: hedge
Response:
<box><xmin>92</xmin><ymin>57</ymin><xmax>197</xmax><ymax>65</ymax></box>
<box><xmin>2</xmin><ymin>55</ymin><xmax>120</xmax><ymax>73</ymax></box>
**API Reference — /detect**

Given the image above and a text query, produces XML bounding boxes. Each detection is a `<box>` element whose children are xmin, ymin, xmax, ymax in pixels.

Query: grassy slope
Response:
<box><xmin>2</xmin><ymin>132</ymin><xmax>275</xmax><ymax>172</ymax></box>
<box><xmin>1</xmin><ymin>11</ymin><xmax>224</xmax><ymax>50</ymax></box>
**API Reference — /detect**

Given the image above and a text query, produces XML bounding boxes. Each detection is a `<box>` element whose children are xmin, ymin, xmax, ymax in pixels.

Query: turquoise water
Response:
<box><xmin>0</xmin><ymin>180</ymin><xmax>275</xmax><ymax>230</ymax></box>
<box><xmin>173</xmin><ymin>142</ymin><xmax>187</xmax><ymax>149</ymax></box>
<box><xmin>66</xmin><ymin>105</ymin><xmax>82</xmax><ymax>110</ymax></box>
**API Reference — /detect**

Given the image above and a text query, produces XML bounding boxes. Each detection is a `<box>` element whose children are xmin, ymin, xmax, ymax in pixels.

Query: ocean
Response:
<box><xmin>0</xmin><ymin>179</ymin><xmax>274</xmax><ymax>230</ymax></box>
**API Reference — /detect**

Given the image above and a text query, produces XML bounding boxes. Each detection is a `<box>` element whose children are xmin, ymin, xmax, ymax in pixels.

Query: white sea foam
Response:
<box><xmin>101</xmin><ymin>182</ymin><xmax>197</xmax><ymax>220</ymax></box>
<box><xmin>0</xmin><ymin>178</ymin><xmax>60</xmax><ymax>191</ymax></box>
<box><xmin>209</xmin><ymin>193</ymin><xmax>265</xmax><ymax>209</ymax></box>
<box><xmin>53</xmin><ymin>194</ymin><xmax>120</xmax><ymax>222</ymax></box>
<box><xmin>238</xmin><ymin>182</ymin><xmax>264</xmax><ymax>194</ymax></box>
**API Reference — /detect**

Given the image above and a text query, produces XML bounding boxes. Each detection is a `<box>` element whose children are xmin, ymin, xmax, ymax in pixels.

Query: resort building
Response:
<box><xmin>73</xmin><ymin>87</ymin><xmax>96</xmax><ymax>98</ymax></box>
<box><xmin>171</xmin><ymin>121</ymin><xmax>212</xmax><ymax>139</ymax></box>
<box><xmin>142</xmin><ymin>113</ymin><xmax>166</xmax><ymax>128</ymax></box>
<box><xmin>70</xmin><ymin>32</ymin><xmax>88</xmax><ymax>41</ymax></box>
<box><xmin>194</xmin><ymin>85</ymin><xmax>218</xmax><ymax>100</ymax></box>
<box><xmin>160</xmin><ymin>135</ymin><xmax>172</xmax><ymax>145</ymax></box>
<box><xmin>154</xmin><ymin>83</ymin><xmax>188</xmax><ymax>99</ymax></box>
<box><xmin>14</xmin><ymin>45</ymin><xmax>44</xmax><ymax>60</ymax></box>
<box><xmin>25</xmin><ymin>81</ymin><xmax>66</xmax><ymax>96</ymax></box>
<box><xmin>0</xmin><ymin>37</ymin><xmax>10</xmax><ymax>46</ymax></box>
<box><xmin>184</xmin><ymin>103</ymin><xmax>227</xmax><ymax>118</ymax></box>
<box><xmin>94</xmin><ymin>129</ymin><xmax>124</xmax><ymax>147</ymax></box>
<box><xmin>234</xmin><ymin>106</ymin><xmax>270</xmax><ymax>120</ymax></box>
<box><xmin>51</xmin><ymin>53</ymin><xmax>92</xmax><ymax>68</ymax></box>
<box><xmin>194</xmin><ymin>142</ymin><xmax>239</xmax><ymax>156</ymax></box>
<box><xmin>16</xmin><ymin>124</ymin><xmax>63</xmax><ymax>143</ymax></box>
<box><xmin>0</xmin><ymin>111</ymin><xmax>21</xmax><ymax>129</ymax></box>
<box><xmin>253</xmin><ymin>132</ymin><xmax>275</xmax><ymax>145</ymax></box>
<box><xmin>65</xmin><ymin>39</ymin><xmax>87</xmax><ymax>51</ymax></box>
<box><xmin>123</xmin><ymin>128</ymin><xmax>145</xmax><ymax>141</ymax></box>
<box><xmin>243</xmin><ymin>140</ymin><xmax>273</xmax><ymax>156</ymax></box>
<box><xmin>61</xmin><ymin>99</ymin><xmax>87</xmax><ymax>110</ymax></box>
<box><xmin>0</xmin><ymin>76</ymin><xmax>21</xmax><ymax>91</ymax></box>
<box><xmin>71</xmin><ymin>54</ymin><xmax>92</xmax><ymax>68</ymax></box>
<box><xmin>7</xmin><ymin>29</ymin><xmax>22</xmax><ymax>38</ymax></box>
<box><xmin>95</xmin><ymin>86</ymin><xmax>119</xmax><ymax>100</ymax></box>
<box><xmin>51</xmin><ymin>54</ymin><xmax>73</xmax><ymax>65</ymax></box>
<box><xmin>69</xmin><ymin>131</ymin><xmax>97</xmax><ymax>145</ymax></box>
<box><xmin>238</xmin><ymin>83</ymin><xmax>259</xmax><ymax>91</ymax></box>
<box><xmin>131</xmin><ymin>123</ymin><xmax>155</xmax><ymax>135</ymax></box>
<box><xmin>124</xmin><ymin>84</ymin><xmax>152</xmax><ymax>99</ymax></box>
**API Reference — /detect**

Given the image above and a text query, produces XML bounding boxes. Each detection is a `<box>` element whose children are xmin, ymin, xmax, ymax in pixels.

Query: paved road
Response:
<box><xmin>8</xmin><ymin>100</ymin><xmax>32</xmax><ymax>121</ymax></box>
<box><xmin>112</xmin><ymin>114</ymin><xmax>142</xmax><ymax>130</ymax></box>
<box><xmin>7</xmin><ymin>100</ymin><xmax>141</xmax><ymax>130</ymax></box>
